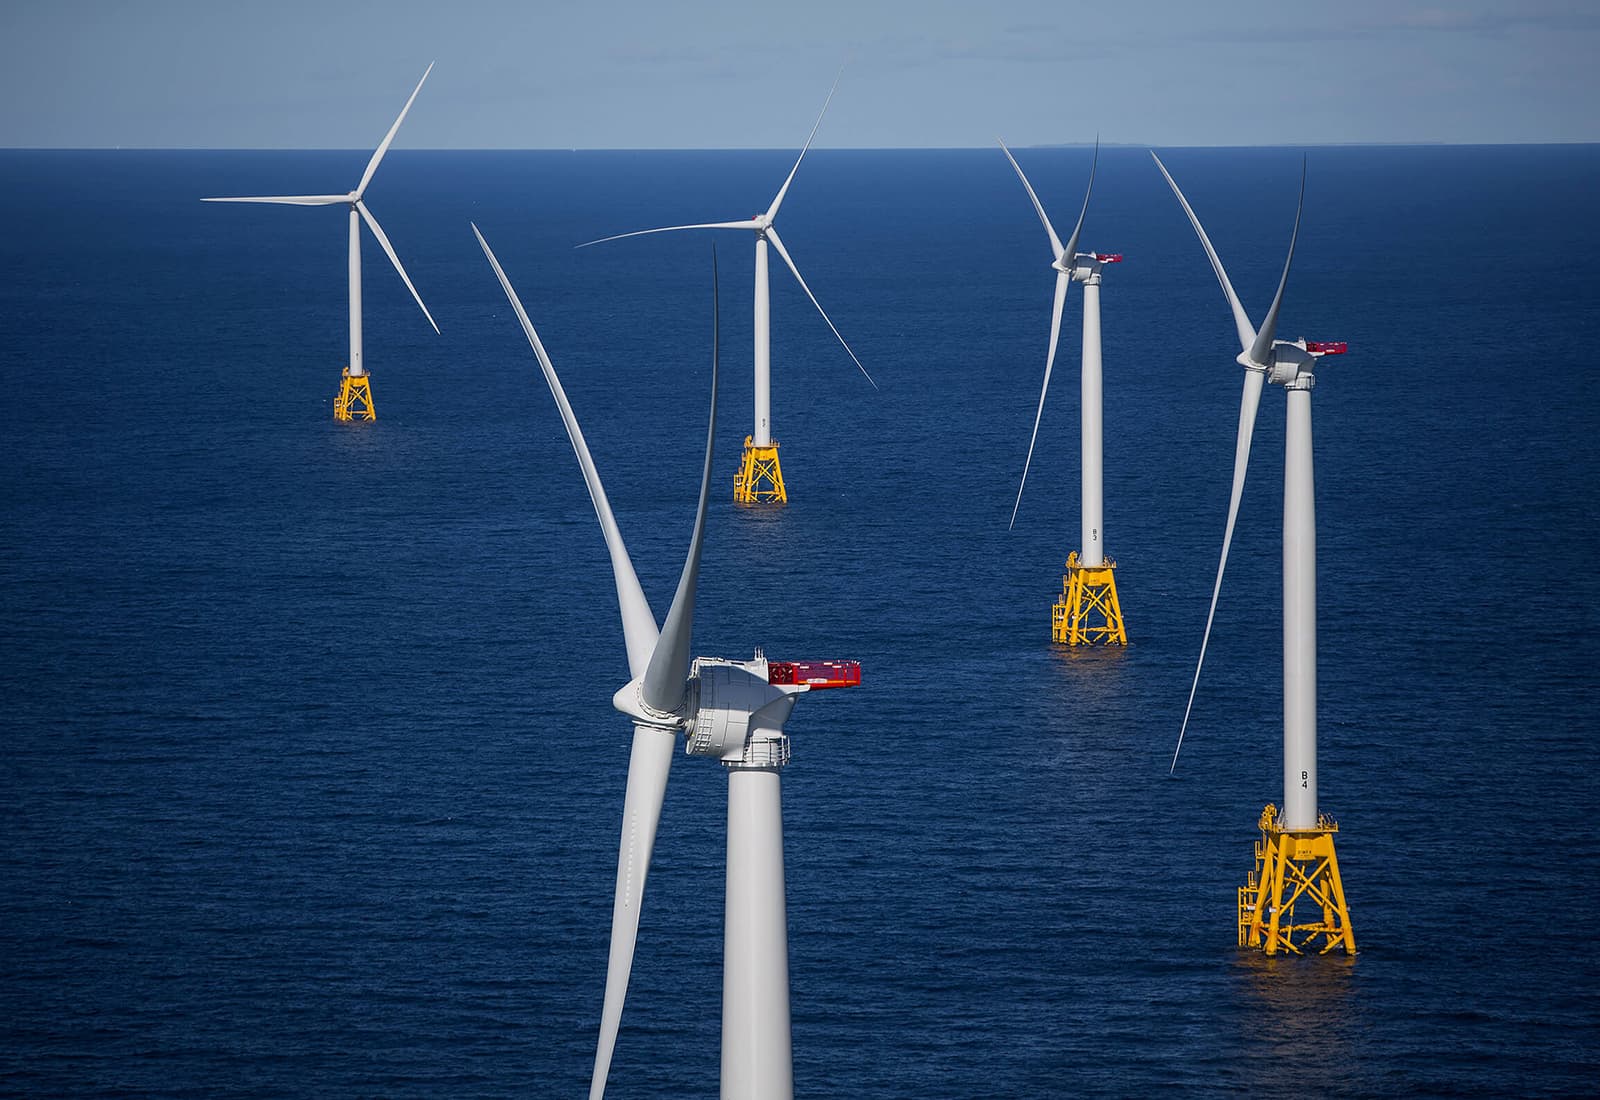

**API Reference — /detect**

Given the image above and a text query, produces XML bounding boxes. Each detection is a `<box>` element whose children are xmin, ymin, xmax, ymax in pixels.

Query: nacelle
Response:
<box><xmin>1071</xmin><ymin>252</ymin><xmax>1119</xmax><ymax>281</ymax></box>
<box><xmin>1267</xmin><ymin>340</ymin><xmax>1318</xmax><ymax>387</ymax></box>
<box><xmin>683</xmin><ymin>655</ymin><xmax>860</xmax><ymax>763</ymax></box>
<box><xmin>686</xmin><ymin>655</ymin><xmax>800</xmax><ymax>762</ymax></box>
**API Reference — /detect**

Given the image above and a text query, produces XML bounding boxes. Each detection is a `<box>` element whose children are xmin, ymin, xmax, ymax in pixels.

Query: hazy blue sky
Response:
<box><xmin>3</xmin><ymin>0</ymin><xmax>1596</xmax><ymax>148</ymax></box>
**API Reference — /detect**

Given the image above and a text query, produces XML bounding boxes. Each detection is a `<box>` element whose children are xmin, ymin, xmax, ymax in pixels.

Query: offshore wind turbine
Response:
<box><xmin>1000</xmin><ymin>139</ymin><xmax>1128</xmax><ymax>645</ymax></box>
<box><xmin>1153</xmin><ymin>151</ymin><xmax>1355</xmax><ymax>956</ymax></box>
<box><xmin>579</xmin><ymin>77</ymin><xmax>873</xmax><ymax>504</ymax></box>
<box><xmin>204</xmin><ymin>64</ymin><xmax>439</xmax><ymax>421</ymax></box>
<box><xmin>473</xmin><ymin>227</ymin><xmax>861</xmax><ymax>1097</ymax></box>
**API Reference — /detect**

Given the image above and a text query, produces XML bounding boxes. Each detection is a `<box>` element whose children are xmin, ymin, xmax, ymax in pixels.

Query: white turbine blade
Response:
<box><xmin>357</xmin><ymin>201</ymin><xmax>439</xmax><ymax>333</ymax></box>
<box><xmin>1061</xmin><ymin>137</ymin><xmax>1098</xmax><ymax>265</ymax></box>
<box><xmin>765</xmin><ymin>67</ymin><xmax>842</xmax><ymax>223</ymax></box>
<box><xmin>764</xmin><ymin>227</ymin><xmax>877</xmax><ymax>389</ymax></box>
<box><xmin>1172</xmin><ymin>368</ymin><xmax>1266</xmax><ymax>773</ymax></box>
<box><xmin>201</xmin><ymin>194</ymin><xmax>350</xmax><ymax>205</ymax></box>
<box><xmin>1150</xmin><ymin>151</ymin><xmax>1257</xmax><ymax>356</ymax></box>
<box><xmin>591</xmin><ymin>722</ymin><xmax>676</xmax><ymax>1100</ymax></box>
<box><xmin>640</xmin><ymin>251</ymin><xmax>720</xmax><ymax>715</ymax></box>
<box><xmin>996</xmin><ymin>139</ymin><xmax>1065</xmax><ymax>261</ymax></box>
<box><xmin>1010</xmin><ymin>269</ymin><xmax>1071</xmax><ymax>529</ymax></box>
<box><xmin>1246</xmin><ymin>161</ymin><xmax>1306</xmax><ymax>369</ymax></box>
<box><xmin>473</xmin><ymin>224</ymin><xmax>660</xmax><ymax>678</ymax></box>
<box><xmin>576</xmin><ymin>220</ymin><xmax>760</xmax><ymax>249</ymax></box>
<box><xmin>355</xmin><ymin>61</ymin><xmax>434</xmax><ymax>199</ymax></box>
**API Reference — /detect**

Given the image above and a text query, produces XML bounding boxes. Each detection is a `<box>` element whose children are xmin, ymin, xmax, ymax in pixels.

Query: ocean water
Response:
<box><xmin>2</xmin><ymin>144</ymin><xmax>1598</xmax><ymax>1097</ymax></box>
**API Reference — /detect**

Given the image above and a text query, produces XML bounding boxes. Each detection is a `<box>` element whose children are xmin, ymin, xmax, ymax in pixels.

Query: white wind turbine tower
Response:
<box><xmin>1000</xmin><ymin>140</ymin><xmax>1128</xmax><ymax>645</ymax></box>
<box><xmin>1152</xmin><ymin>151</ymin><xmax>1355</xmax><ymax>956</ymax></box>
<box><xmin>579</xmin><ymin>77</ymin><xmax>873</xmax><ymax>504</ymax></box>
<box><xmin>204</xmin><ymin>64</ymin><xmax>439</xmax><ymax>421</ymax></box>
<box><xmin>473</xmin><ymin>227</ymin><xmax>861</xmax><ymax>1098</ymax></box>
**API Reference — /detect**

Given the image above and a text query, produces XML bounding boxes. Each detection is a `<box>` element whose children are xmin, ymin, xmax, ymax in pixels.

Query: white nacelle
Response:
<box><xmin>686</xmin><ymin>656</ymin><xmax>804</xmax><ymax>763</ymax></box>
<box><xmin>1267</xmin><ymin>340</ymin><xmax>1317</xmax><ymax>388</ymax></box>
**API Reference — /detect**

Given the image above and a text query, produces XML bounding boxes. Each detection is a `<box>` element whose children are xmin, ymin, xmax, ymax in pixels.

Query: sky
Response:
<box><xmin>2</xmin><ymin>0</ymin><xmax>1597</xmax><ymax>149</ymax></box>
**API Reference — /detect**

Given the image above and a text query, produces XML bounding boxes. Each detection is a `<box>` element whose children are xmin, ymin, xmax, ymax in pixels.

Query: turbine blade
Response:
<box><xmin>355</xmin><ymin>61</ymin><xmax>434</xmax><ymax>198</ymax></box>
<box><xmin>1150</xmin><ymin>151</ymin><xmax>1257</xmax><ymax>356</ymax></box>
<box><xmin>357</xmin><ymin>201</ymin><xmax>439</xmax><ymax>333</ymax></box>
<box><xmin>996</xmin><ymin>139</ymin><xmax>1065</xmax><ymax>261</ymax></box>
<box><xmin>590</xmin><ymin>722</ymin><xmax>676</xmax><ymax>1100</ymax></box>
<box><xmin>201</xmin><ymin>194</ymin><xmax>350</xmax><ymax>205</ymax></box>
<box><xmin>473</xmin><ymin>224</ymin><xmax>660</xmax><ymax>678</ymax></box>
<box><xmin>576</xmin><ymin>220</ymin><xmax>761</xmax><ymax>249</ymax></box>
<box><xmin>640</xmin><ymin>250</ymin><xmax>720</xmax><ymax>715</ymax></box>
<box><xmin>764</xmin><ymin>227</ymin><xmax>876</xmax><ymax>389</ymax></box>
<box><xmin>1172</xmin><ymin>368</ymin><xmax>1266</xmax><ymax>773</ymax></box>
<box><xmin>765</xmin><ymin>67</ymin><xmax>843</xmax><ymax>222</ymax></box>
<box><xmin>1010</xmin><ymin>270</ymin><xmax>1071</xmax><ymax>528</ymax></box>
<box><xmin>1061</xmin><ymin>137</ymin><xmax>1098</xmax><ymax>264</ymax></box>
<box><xmin>1246</xmin><ymin>160</ymin><xmax>1306</xmax><ymax>368</ymax></box>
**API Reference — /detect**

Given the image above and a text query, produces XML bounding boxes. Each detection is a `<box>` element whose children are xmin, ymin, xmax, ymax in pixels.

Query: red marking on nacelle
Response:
<box><xmin>1095</xmin><ymin>253</ymin><xmax>1124</xmax><ymax>263</ymax></box>
<box><xmin>1306</xmin><ymin>341</ymin><xmax>1348</xmax><ymax>355</ymax></box>
<box><xmin>768</xmin><ymin>659</ymin><xmax>862</xmax><ymax>690</ymax></box>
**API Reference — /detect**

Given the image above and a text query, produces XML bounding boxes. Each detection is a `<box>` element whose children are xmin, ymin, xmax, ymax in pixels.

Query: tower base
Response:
<box><xmin>1238</xmin><ymin>803</ymin><xmax>1356</xmax><ymax>956</ymax></box>
<box><xmin>334</xmin><ymin>368</ymin><xmax>375</xmax><ymax>422</ymax></box>
<box><xmin>1051</xmin><ymin>551</ymin><xmax>1127</xmax><ymax>645</ymax></box>
<box><xmin>734</xmin><ymin>436</ymin><xmax>786</xmax><ymax>504</ymax></box>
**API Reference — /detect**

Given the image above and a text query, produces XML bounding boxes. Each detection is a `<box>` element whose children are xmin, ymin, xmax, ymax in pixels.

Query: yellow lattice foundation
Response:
<box><xmin>1050</xmin><ymin>551</ymin><xmax>1127</xmax><ymax>645</ymax></box>
<box><xmin>334</xmin><ymin>368</ymin><xmax>375</xmax><ymax>422</ymax></box>
<box><xmin>733</xmin><ymin>436</ymin><xmax>786</xmax><ymax>504</ymax></box>
<box><xmin>1238</xmin><ymin>803</ymin><xmax>1356</xmax><ymax>956</ymax></box>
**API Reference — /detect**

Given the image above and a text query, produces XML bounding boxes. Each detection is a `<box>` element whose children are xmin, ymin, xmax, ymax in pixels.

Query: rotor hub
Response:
<box><xmin>611</xmin><ymin>678</ymin><xmax>688</xmax><ymax>730</ymax></box>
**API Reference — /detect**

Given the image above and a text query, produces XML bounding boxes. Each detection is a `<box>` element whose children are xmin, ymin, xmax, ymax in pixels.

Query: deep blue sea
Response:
<box><xmin>3</xmin><ymin>144</ymin><xmax>1598</xmax><ymax>1097</ymax></box>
